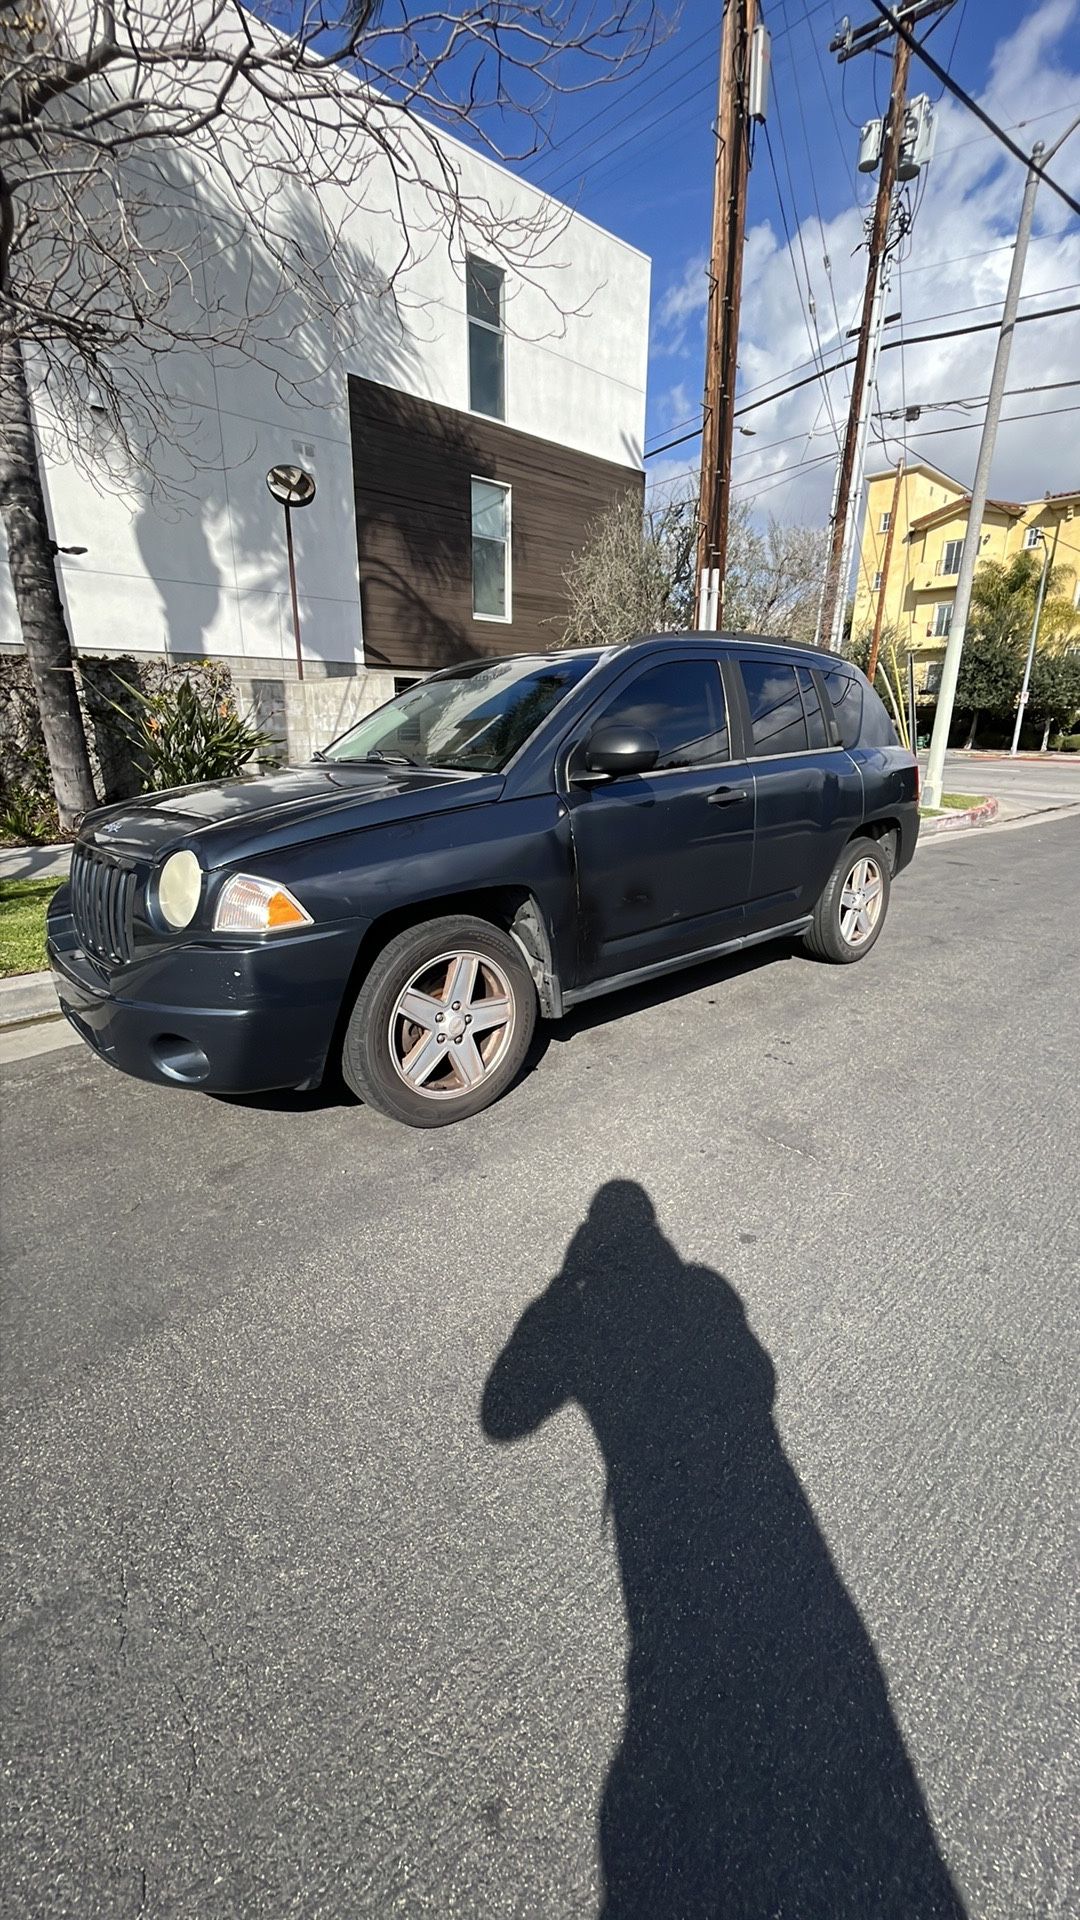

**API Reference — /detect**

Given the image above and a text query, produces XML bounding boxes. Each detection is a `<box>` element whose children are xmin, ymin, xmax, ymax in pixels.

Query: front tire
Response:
<box><xmin>803</xmin><ymin>836</ymin><xmax>891</xmax><ymax>964</ymax></box>
<box><xmin>341</xmin><ymin>914</ymin><xmax>537</xmax><ymax>1127</ymax></box>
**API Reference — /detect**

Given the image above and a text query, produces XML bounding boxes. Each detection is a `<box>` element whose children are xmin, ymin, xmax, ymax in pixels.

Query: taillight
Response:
<box><xmin>915</xmin><ymin>760</ymin><xmax>922</xmax><ymax>803</ymax></box>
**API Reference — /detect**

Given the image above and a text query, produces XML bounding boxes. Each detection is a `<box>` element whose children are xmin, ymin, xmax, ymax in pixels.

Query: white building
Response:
<box><xmin>1</xmin><ymin>66</ymin><xmax>650</xmax><ymax>721</ymax></box>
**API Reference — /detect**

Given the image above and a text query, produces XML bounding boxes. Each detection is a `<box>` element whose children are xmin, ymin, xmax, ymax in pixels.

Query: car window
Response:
<box><xmin>740</xmin><ymin>660</ymin><xmax>809</xmax><ymax>756</ymax></box>
<box><xmin>323</xmin><ymin>656</ymin><xmax>596</xmax><ymax>772</ymax></box>
<box><xmin>858</xmin><ymin>679</ymin><xmax>900</xmax><ymax>747</ymax></box>
<box><xmin>822</xmin><ymin>669</ymin><xmax>863</xmax><ymax>750</ymax></box>
<box><xmin>592</xmin><ymin>660</ymin><xmax>729</xmax><ymax>769</ymax></box>
<box><xmin>797</xmin><ymin>667</ymin><xmax>829</xmax><ymax>750</ymax></box>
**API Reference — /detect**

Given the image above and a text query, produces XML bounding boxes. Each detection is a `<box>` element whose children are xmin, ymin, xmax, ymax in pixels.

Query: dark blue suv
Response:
<box><xmin>47</xmin><ymin>636</ymin><xmax>919</xmax><ymax>1127</ymax></box>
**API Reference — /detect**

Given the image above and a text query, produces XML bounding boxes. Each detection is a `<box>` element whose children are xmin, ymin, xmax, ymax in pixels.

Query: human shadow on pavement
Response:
<box><xmin>481</xmin><ymin>1181</ymin><xmax>965</xmax><ymax>1919</ymax></box>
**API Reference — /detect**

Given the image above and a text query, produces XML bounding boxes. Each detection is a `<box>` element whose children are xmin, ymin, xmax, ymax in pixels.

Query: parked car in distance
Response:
<box><xmin>48</xmin><ymin>636</ymin><xmax>919</xmax><ymax>1127</ymax></box>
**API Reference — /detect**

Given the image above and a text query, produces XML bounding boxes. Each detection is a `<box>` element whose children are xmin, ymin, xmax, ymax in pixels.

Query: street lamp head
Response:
<box><xmin>266</xmin><ymin>464</ymin><xmax>316</xmax><ymax>508</ymax></box>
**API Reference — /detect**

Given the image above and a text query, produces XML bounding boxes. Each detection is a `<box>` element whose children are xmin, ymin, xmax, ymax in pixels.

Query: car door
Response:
<box><xmin>560</xmin><ymin>654</ymin><xmax>755</xmax><ymax>985</ymax></box>
<box><xmin>733</xmin><ymin>655</ymin><xmax>863</xmax><ymax>934</ymax></box>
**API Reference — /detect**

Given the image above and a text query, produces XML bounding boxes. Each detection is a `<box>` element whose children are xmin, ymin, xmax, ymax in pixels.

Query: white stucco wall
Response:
<box><xmin>1</xmin><ymin>79</ymin><xmax>649</xmax><ymax>675</ymax></box>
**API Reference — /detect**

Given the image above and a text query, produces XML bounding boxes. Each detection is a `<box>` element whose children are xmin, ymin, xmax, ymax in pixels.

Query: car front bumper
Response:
<box><xmin>47</xmin><ymin>891</ymin><xmax>360</xmax><ymax>1094</ymax></box>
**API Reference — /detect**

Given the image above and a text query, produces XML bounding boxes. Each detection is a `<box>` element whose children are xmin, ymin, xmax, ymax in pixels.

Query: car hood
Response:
<box><xmin>80</xmin><ymin>763</ymin><xmax>504</xmax><ymax>868</ymax></box>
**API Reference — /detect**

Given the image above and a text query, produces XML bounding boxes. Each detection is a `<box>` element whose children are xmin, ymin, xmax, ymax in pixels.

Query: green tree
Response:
<box><xmin>954</xmin><ymin>631</ymin><xmax>1024</xmax><ymax>747</ymax></box>
<box><xmin>969</xmin><ymin>549</ymin><xmax>1078</xmax><ymax>654</ymax></box>
<box><xmin>1026</xmin><ymin>651</ymin><xmax>1080</xmax><ymax>749</ymax></box>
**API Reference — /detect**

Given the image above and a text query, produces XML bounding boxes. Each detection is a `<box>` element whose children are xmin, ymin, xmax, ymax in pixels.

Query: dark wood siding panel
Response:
<box><xmin>348</xmin><ymin>376</ymin><xmax>643</xmax><ymax>672</ymax></box>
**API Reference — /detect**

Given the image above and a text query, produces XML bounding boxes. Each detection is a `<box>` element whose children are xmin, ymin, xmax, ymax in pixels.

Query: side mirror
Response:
<box><xmin>579</xmin><ymin>724</ymin><xmax>660</xmax><ymax>780</ymax></box>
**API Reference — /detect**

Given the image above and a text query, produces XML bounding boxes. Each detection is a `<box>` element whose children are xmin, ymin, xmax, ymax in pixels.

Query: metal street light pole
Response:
<box><xmin>921</xmin><ymin>141</ymin><xmax>1043</xmax><ymax>810</ymax></box>
<box><xmin>921</xmin><ymin>107</ymin><xmax>1079</xmax><ymax>806</ymax></box>
<box><xmin>266</xmin><ymin>464</ymin><xmax>317</xmax><ymax>682</ymax></box>
<box><xmin>1010</xmin><ymin>524</ymin><xmax>1057</xmax><ymax>756</ymax></box>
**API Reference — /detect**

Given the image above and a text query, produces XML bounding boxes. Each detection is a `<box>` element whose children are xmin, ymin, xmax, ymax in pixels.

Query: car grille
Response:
<box><xmin>70</xmin><ymin>845</ymin><xmax>136</xmax><ymax>966</ymax></box>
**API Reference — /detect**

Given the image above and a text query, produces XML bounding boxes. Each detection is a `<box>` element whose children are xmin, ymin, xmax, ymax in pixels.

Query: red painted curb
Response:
<box><xmin>919</xmin><ymin>796</ymin><xmax>1000</xmax><ymax>836</ymax></box>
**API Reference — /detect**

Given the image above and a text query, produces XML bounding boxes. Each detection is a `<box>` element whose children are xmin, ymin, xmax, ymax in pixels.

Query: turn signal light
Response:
<box><xmin>212</xmin><ymin>873</ymin><xmax>313</xmax><ymax>933</ymax></box>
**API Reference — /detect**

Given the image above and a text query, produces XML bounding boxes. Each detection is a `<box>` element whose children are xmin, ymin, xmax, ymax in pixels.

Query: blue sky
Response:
<box><xmin>504</xmin><ymin>0</ymin><xmax>1080</xmax><ymax>519</ymax></box>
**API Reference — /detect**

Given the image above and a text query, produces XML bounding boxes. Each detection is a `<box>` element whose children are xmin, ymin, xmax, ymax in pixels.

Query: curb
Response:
<box><xmin>919</xmin><ymin>796</ymin><xmax>1000</xmax><ymax>836</ymax></box>
<box><xmin>0</xmin><ymin>970</ymin><xmax>61</xmax><ymax>1031</ymax></box>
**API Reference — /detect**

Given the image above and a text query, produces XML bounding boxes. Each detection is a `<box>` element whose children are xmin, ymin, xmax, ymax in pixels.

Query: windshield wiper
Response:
<box><xmin>363</xmin><ymin>748</ymin><xmax>421</xmax><ymax>768</ymax></box>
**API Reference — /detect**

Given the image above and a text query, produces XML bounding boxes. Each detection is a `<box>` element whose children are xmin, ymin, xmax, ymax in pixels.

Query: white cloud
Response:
<box><xmin>649</xmin><ymin>0</ymin><xmax>1080</xmax><ymax>524</ymax></box>
<box><xmin>664</xmin><ymin>380</ymin><xmax>693</xmax><ymax>425</ymax></box>
<box><xmin>653</xmin><ymin>251</ymin><xmax>709</xmax><ymax>354</ymax></box>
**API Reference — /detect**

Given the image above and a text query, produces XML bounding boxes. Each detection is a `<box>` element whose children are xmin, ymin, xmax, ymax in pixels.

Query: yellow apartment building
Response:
<box><xmin>852</xmin><ymin>461</ymin><xmax>1080</xmax><ymax>690</ymax></box>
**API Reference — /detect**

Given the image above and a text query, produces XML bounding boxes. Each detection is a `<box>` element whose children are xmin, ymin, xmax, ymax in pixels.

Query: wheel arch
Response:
<box><xmin>850</xmin><ymin>816</ymin><xmax>902</xmax><ymax>874</ymax></box>
<box><xmin>332</xmin><ymin>887</ymin><xmax>561</xmax><ymax>1059</ymax></box>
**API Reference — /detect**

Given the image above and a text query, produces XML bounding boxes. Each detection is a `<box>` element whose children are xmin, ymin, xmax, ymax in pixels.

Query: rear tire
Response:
<box><xmin>803</xmin><ymin>836</ymin><xmax>891</xmax><ymax>964</ymax></box>
<box><xmin>341</xmin><ymin>914</ymin><xmax>537</xmax><ymax>1127</ymax></box>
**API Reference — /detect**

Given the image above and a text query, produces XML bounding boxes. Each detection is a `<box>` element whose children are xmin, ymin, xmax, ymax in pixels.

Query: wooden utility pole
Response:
<box><xmin>867</xmin><ymin>458</ymin><xmax>903</xmax><ymax>683</ymax></box>
<box><xmin>696</xmin><ymin>0</ymin><xmax>757</xmax><ymax>625</ymax></box>
<box><xmin>818</xmin><ymin>0</ymin><xmax>956</xmax><ymax>652</ymax></box>
<box><xmin>817</xmin><ymin>29</ymin><xmax>910</xmax><ymax>651</ymax></box>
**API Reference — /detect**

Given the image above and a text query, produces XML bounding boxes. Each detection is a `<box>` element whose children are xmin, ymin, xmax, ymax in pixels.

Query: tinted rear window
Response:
<box><xmin>740</xmin><ymin>660</ymin><xmax>808</xmax><ymax>755</ymax></box>
<box><xmin>797</xmin><ymin>667</ymin><xmax>829</xmax><ymax>750</ymax></box>
<box><xmin>822</xmin><ymin>670</ymin><xmax>863</xmax><ymax>750</ymax></box>
<box><xmin>822</xmin><ymin>669</ymin><xmax>899</xmax><ymax>749</ymax></box>
<box><xmin>859</xmin><ymin>680</ymin><xmax>900</xmax><ymax>747</ymax></box>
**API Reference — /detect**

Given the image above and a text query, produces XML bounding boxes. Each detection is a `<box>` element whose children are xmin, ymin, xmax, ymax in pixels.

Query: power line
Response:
<box><xmin>544</xmin><ymin>0</ymin><xmax>837</xmax><ymax>202</ymax></box>
<box><xmin>549</xmin><ymin>73</ymin><xmax>714</xmax><ymax>200</ymax></box>
<box><xmin>879</xmin><ymin>376</ymin><xmax>1080</xmax><ymax>417</ymax></box>
<box><xmin>533</xmin><ymin>28</ymin><xmax>716</xmax><ymax>191</ymax></box>
<box><xmin>761</xmin><ymin>119</ymin><xmax>844</xmax><ymax>447</ymax></box>
<box><xmin>799</xmin><ymin>0</ymin><xmax>860</xmax><ymax>199</ymax></box>
<box><xmin>863</xmin><ymin>0</ymin><xmax>1080</xmax><ymax>218</ymax></box>
<box><xmin>874</xmin><ymin>400</ymin><xmax>1080</xmax><ymax>444</ymax></box>
<box><xmin>643</xmin><ymin>299</ymin><xmax>1080</xmax><ymax>456</ymax></box>
<box><xmin>934</xmin><ymin>98</ymin><xmax>1080</xmax><ymax>158</ymax></box>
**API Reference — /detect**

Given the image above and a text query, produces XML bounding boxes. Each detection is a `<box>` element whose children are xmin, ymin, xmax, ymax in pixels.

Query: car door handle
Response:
<box><xmin>707</xmin><ymin>785</ymin><xmax>750</xmax><ymax>806</ymax></box>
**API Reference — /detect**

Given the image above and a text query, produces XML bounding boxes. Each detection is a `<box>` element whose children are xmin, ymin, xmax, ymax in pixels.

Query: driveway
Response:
<box><xmin>2</xmin><ymin>816</ymin><xmax>1077</xmax><ymax>1918</ymax></box>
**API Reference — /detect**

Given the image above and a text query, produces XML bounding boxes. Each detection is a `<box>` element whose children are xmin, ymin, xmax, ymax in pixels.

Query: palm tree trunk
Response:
<box><xmin>0</xmin><ymin>334</ymin><xmax>97</xmax><ymax>826</ymax></box>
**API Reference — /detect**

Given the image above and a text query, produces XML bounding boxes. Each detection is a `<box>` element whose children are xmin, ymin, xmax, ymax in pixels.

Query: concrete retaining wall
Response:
<box><xmin>234</xmin><ymin>670</ymin><xmax>396</xmax><ymax>765</ymax></box>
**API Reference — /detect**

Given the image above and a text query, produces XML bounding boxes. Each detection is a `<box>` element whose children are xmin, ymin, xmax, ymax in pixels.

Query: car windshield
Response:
<box><xmin>322</xmin><ymin>656</ymin><xmax>597</xmax><ymax>773</ymax></box>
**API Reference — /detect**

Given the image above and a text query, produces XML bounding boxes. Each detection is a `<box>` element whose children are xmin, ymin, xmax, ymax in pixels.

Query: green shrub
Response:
<box><xmin>1059</xmin><ymin>733</ymin><xmax>1080</xmax><ymax>752</ymax></box>
<box><xmin>0</xmin><ymin>777</ymin><xmax>61</xmax><ymax>846</ymax></box>
<box><xmin>106</xmin><ymin>676</ymin><xmax>276</xmax><ymax>790</ymax></box>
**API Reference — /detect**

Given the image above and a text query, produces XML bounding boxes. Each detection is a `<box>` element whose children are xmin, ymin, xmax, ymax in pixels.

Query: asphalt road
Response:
<box><xmin>2</xmin><ymin>818</ymin><xmax>1078</xmax><ymax>1920</ymax></box>
<box><xmin>928</xmin><ymin>749</ymin><xmax>1080</xmax><ymax>818</ymax></box>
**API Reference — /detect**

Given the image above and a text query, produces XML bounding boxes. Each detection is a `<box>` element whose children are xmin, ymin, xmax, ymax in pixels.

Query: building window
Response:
<box><xmin>471</xmin><ymin>477</ymin><xmax>511</xmax><ymax>620</ymax></box>
<box><xmin>467</xmin><ymin>256</ymin><xmax>505</xmax><ymax>420</ymax></box>
<box><xmin>932</xmin><ymin>602</ymin><xmax>952</xmax><ymax>637</ymax></box>
<box><xmin>1024</xmin><ymin>525</ymin><xmax>1041</xmax><ymax>549</ymax></box>
<box><xmin>872</xmin><ymin>569</ymin><xmax>884</xmax><ymax>591</ymax></box>
<box><xmin>878</xmin><ymin>511</ymin><xmax>891</xmax><ymax>533</ymax></box>
<box><xmin>940</xmin><ymin>538</ymin><xmax>963</xmax><ymax>575</ymax></box>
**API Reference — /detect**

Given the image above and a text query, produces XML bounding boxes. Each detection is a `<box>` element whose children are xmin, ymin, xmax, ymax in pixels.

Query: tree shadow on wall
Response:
<box><xmin>482</xmin><ymin>1181</ymin><xmax>966</xmax><ymax>1920</ymax></box>
<box><xmin>110</xmin><ymin>157</ymin><xmax>425</xmax><ymax>673</ymax></box>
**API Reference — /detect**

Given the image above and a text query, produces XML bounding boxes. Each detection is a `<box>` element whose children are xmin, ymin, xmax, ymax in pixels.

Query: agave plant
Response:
<box><xmin>106</xmin><ymin>676</ymin><xmax>275</xmax><ymax>791</ymax></box>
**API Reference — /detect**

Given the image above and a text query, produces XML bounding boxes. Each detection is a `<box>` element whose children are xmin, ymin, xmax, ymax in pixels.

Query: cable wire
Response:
<box><xmin>863</xmin><ymin>0</ymin><xmax>1080</xmax><ymax>218</ymax></box>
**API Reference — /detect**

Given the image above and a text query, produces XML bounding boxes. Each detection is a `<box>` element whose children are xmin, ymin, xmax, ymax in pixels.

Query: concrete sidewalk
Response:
<box><xmin>0</xmin><ymin>844</ymin><xmax>72</xmax><ymax>881</ymax></box>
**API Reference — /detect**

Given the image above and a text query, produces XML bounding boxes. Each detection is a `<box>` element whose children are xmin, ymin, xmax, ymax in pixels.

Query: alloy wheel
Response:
<box><xmin>839</xmin><ymin>854</ymin><xmax>884</xmax><ymax>947</ymax></box>
<box><xmin>388</xmin><ymin>950</ymin><xmax>516</xmax><ymax>1100</ymax></box>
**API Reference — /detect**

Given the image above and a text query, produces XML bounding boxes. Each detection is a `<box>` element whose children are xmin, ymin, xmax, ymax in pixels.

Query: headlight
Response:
<box><xmin>156</xmin><ymin>850</ymin><xmax>203</xmax><ymax>930</ymax></box>
<box><xmin>212</xmin><ymin>873</ymin><xmax>313</xmax><ymax>933</ymax></box>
